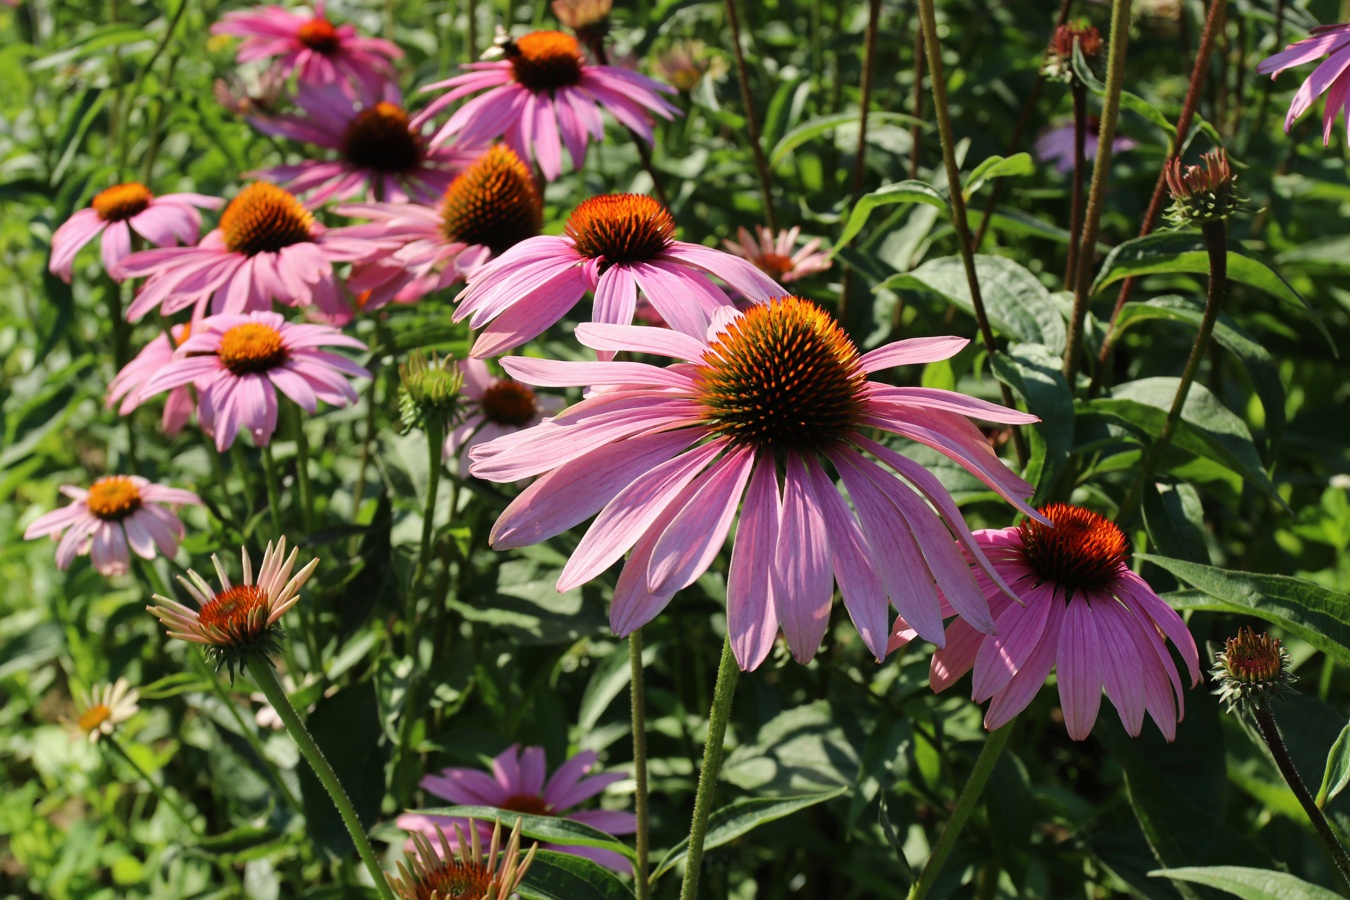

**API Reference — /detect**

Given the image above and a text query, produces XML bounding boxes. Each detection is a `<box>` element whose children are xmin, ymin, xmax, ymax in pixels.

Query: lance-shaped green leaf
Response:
<box><xmin>964</xmin><ymin>153</ymin><xmax>1034</xmax><ymax>197</ymax></box>
<box><xmin>518</xmin><ymin>850</ymin><xmax>636</xmax><ymax>900</ymax></box>
<box><xmin>1073</xmin><ymin>41</ymin><xmax>1176</xmax><ymax>137</ymax></box>
<box><xmin>415</xmin><ymin>806</ymin><xmax>637</xmax><ymax>861</ymax></box>
<box><xmin>770</xmin><ymin>111</ymin><xmax>924</xmax><ymax>168</ymax></box>
<box><xmin>1141</xmin><ymin>481</ymin><xmax>1209</xmax><ymax>565</ymax></box>
<box><xmin>991</xmin><ymin>343</ymin><xmax>1073</xmax><ymax>497</ymax></box>
<box><xmin>1150</xmin><ymin>866</ymin><xmax>1343</xmax><ymax>900</ymax></box>
<box><xmin>835</xmin><ymin>181</ymin><xmax>949</xmax><ymax>251</ymax></box>
<box><xmin>1318</xmin><ymin>724</ymin><xmax>1350</xmax><ymax>808</ymax></box>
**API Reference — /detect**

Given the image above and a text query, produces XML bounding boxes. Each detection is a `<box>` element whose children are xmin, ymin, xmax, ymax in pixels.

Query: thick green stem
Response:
<box><xmin>722</xmin><ymin>0</ymin><xmax>777</xmax><ymax>231</ymax></box>
<box><xmin>105</xmin><ymin>735</ymin><xmax>199</xmax><ymax>834</ymax></box>
<box><xmin>247</xmin><ymin>657</ymin><xmax>396</xmax><ymax>900</ymax></box>
<box><xmin>408</xmin><ymin>419</ymin><xmax>446</xmax><ymax>657</ymax></box>
<box><xmin>906</xmin><ymin>723</ymin><xmax>1013</xmax><ymax>900</ymax></box>
<box><xmin>631</xmin><ymin>630</ymin><xmax>652</xmax><ymax>900</ymax></box>
<box><xmin>678</xmin><ymin>635</ymin><xmax>740</xmax><ymax>900</ymax></box>
<box><xmin>198</xmin><ymin>659</ymin><xmax>301</xmax><ymax>811</ymax></box>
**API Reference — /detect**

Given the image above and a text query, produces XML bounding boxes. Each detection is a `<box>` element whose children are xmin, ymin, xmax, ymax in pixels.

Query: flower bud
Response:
<box><xmin>552</xmin><ymin>0</ymin><xmax>612</xmax><ymax>47</ymax></box>
<box><xmin>1211</xmin><ymin>625</ymin><xmax>1296</xmax><ymax>714</ymax></box>
<box><xmin>398</xmin><ymin>351</ymin><xmax>465</xmax><ymax>433</ymax></box>
<box><xmin>1044</xmin><ymin>23</ymin><xmax>1103</xmax><ymax>84</ymax></box>
<box><xmin>1165</xmin><ymin>148</ymin><xmax>1244</xmax><ymax>225</ymax></box>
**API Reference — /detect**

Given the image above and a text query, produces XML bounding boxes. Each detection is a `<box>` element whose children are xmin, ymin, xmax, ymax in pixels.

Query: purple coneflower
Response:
<box><xmin>1034</xmin><ymin>117</ymin><xmax>1137</xmax><ymax>174</ymax></box>
<box><xmin>722</xmin><ymin>225</ymin><xmax>832</xmax><ymax>284</ymax></box>
<box><xmin>107</xmin><ymin>324</ymin><xmax>197</xmax><ymax>436</ymax></box>
<box><xmin>1257</xmin><ymin>23</ymin><xmax>1350</xmax><ymax>143</ymax></box>
<box><xmin>73</xmin><ymin>678</ymin><xmax>140</xmax><ymax>744</ymax></box>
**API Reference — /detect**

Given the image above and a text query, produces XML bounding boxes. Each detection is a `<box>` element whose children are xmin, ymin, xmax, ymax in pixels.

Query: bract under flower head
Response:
<box><xmin>1165</xmin><ymin>148</ymin><xmax>1243</xmax><ymax>225</ymax></box>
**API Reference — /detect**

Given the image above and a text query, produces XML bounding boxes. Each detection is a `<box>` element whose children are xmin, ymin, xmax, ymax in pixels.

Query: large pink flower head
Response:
<box><xmin>49</xmin><ymin>183</ymin><xmax>222</xmax><ymax>283</ymax></box>
<box><xmin>889</xmin><ymin>503</ymin><xmax>1201</xmax><ymax>741</ymax></box>
<box><xmin>722</xmin><ymin>225</ymin><xmax>832</xmax><ymax>284</ymax></box>
<box><xmin>210</xmin><ymin>3</ymin><xmax>402</xmax><ymax>101</ymax></box>
<box><xmin>454</xmin><ymin>193</ymin><xmax>785</xmax><ymax>358</ymax></box>
<box><xmin>341</xmin><ymin>144</ymin><xmax>544</xmax><ymax>309</ymax></box>
<box><xmin>469</xmin><ymin>297</ymin><xmax>1044</xmax><ymax>671</ymax></box>
<box><xmin>444</xmin><ymin>358</ymin><xmax>565</xmax><ymax>475</ymax></box>
<box><xmin>421</xmin><ymin>30</ymin><xmax>679</xmax><ymax>181</ymax></box>
<box><xmin>397</xmin><ymin>744</ymin><xmax>635</xmax><ymax>874</ymax></box>
<box><xmin>248</xmin><ymin>83</ymin><xmax>487</xmax><ymax>206</ymax></box>
<box><xmin>1257</xmin><ymin>23</ymin><xmax>1350</xmax><ymax>143</ymax></box>
<box><xmin>141</xmin><ymin>310</ymin><xmax>369</xmax><ymax>451</ymax></box>
<box><xmin>117</xmin><ymin>182</ymin><xmax>375</xmax><ymax>323</ymax></box>
<box><xmin>23</xmin><ymin>476</ymin><xmax>201</xmax><ymax>577</ymax></box>
<box><xmin>107</xmin><ymin>324</ymin><xmax>197</xmax><ymax>435</ymax></box>
<box><xmin>1034</xmin><ymin>117</ymin><xmax>1137</xmax><ymax>174</ymax></box>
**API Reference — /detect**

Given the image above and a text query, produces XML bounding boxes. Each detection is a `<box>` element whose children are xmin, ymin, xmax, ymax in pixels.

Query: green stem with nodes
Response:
<box><xmin>261</xmin><ymin>445</ymin><xmax>285</xmax><ymax>536</ymax></box>
<box><xmin>1118</xmin><ymin>220</ymin><xmax>1225</xmax><ymax>521</ymax></box>
<box><xmin>916</xmin><ymin>0</ymin><xmax>1026</xmax><ymax>466</ymax></box>
<box><xmin>246</xmin><ymin>657</ymin><xmax>397</xmax><ymax>900</ymax></box>
<box><xmin>722</xmin><ymin>0</ymin><xmax>778</xmax><ymax>232</ymax></box>
<box><xmin>906</xmin><ymin>722</ymin><xmax>1014</xmax><ymax>900</ymax></box>
<box><xmin>631</xmin><ymin>630</ymin><xmax>652</xmax><ymax>900</ymax></box>
<box><xmin>290</xmin><ymin>406</ymin><xmax>316</xmax><ymax>535</ymax></box>
<box><xmin>1252</xmin><ymin>708</ymin><xmax>1350</xmax><ymax>896</ymax></box>
<box><xmin>407</xmin><ymin>418</ymin><xmax>447</xmax><ymax>657</ymax></box>
<box><xmin>678</xmin><ymin>635</ymin><xmax>740</xmax><ymax>900</ymax></box>
<box><xmin>105</xmin><ymin>735</ymin><xmax>199</xmax><ymax>834</ymax></box>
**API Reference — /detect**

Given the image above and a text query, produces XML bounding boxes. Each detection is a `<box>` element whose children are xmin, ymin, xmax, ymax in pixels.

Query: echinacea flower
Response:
<box><xmin>454</xmin><ymin>193</ymin><xmax>785</xmax><ymax>357</ymax></box>
<box><xmin>651</xmin><ymin>40</ymin><xmax>725</xmax><ymax>94</ymax></box>
<box><xmin>215</xmin><ymin>67</ymin><xmax>287</xmax><ymax>117</ymax></box>
<box><xmin>49</xmin><ymin>183</ymin><xmax>221</xmax><ymax>283</ymax></box>
<box><xmin>1043</xmin><ymin>22</ymin><xmax>1103</xmax><ymax>83</ymax></box>
<box><xmin>211</xmin><ymin>3</ymin><xmax>402</xmax><ymax>101</ymax></box>
<box><xmin>469</xmin><ymin>297</ymin><xmax>1042</xmax><ymax>670</ymax></box>
<box><xmin>147</xmin><ymin>537</ymin><xmax>319</xmax><ymax>677</ymax></box>
<box><xmin>721</xmin><ymin>225</ymin><xmax>832</xmax><ymax>284</ymax></box>
<box><xmin>107</xmin><ymin>324</ymin><xmax>197</xmax><ymax>435</ymax></box>
<box><xmin>341</xmin><ymin>144</ymin><xmax>542</xmax><ymax>308</ymax></box>
<box><xmin>388</xmin><ymin>818</ymin><xmax>536</xmax><ymax>900</ymax></box>
<box><xmin>118</xmin><ymin>182</ymin><xmax>375</xmax><ymax>323</ymax></box>
<box><xmin>23</xmin><ymin>476</ymin><xmax>201</xmax><ymax>577</ymax></box>
<box><xmin>141</xmin><ymin>310</ymin><xmax>369</xmax><ymax>451</ymax></box>
<box><xmin>421</xmin><ymin>30</ymin><xmax>679</xmax><ymax>180</ymax></box>
<box><xmin>1034</xmin><ymin>117</ymin><xmax>1137</xmax><ymax>174</ymax></box>
<box><xmin>73</xmin><ymin>678</ymin><xmax>140</xmax><ymax>744</ymax></box>
<box><xmin>444</xmin><ymin>358</ymin><xmax>565</xmax><ymax>475</ymax></box>
<box><xmin>249</xmin><ymin>83</ymin><xmax>486</xmax><ymax>206</ymax></box>
<box><xmin>1256</xmin><ymin>23</ymin><xmax>1350</xmax><ymax>143</ymax></box>
<box><xmin>1212</xmin><ymin>626</ymin><xmax>1296</xmax><ymax>714</ymax></box>
<box><xmin>889</xmin><ymin>503</ymin><xmax>1201</xmax><ymax>741</ymax></box>
<box><xmin>399</xmin><ymin>744</ymin><xmax>635</xmax><ymax>873</ymax></box>
<box><xmin>1164</xmin><ymin>147</ymin><xmax>1243</xmax><ymax>225</ymax></box>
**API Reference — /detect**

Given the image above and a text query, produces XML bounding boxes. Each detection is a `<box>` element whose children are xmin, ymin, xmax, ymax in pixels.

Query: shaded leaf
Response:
<box><xmin>991</xmin><ymin>343</ymin><xmax>1073</xmax><ymax>497</ymax></box>
<box><xmin>1142</xmin><ymin>481</ymin><xmax>1210</xmax><ymax>565</ymax></box>
<box><xmin>1317</xmin><ymin>724</ymin><xmax>1350</xmax><ymax>808</ymax></box>
<box><xmin>517</xmin><ymin>850</ymin><xmax>635</xmax><ymax>900</ymax></box>
<box><xmin>415</xmin><ymin>805</ymin><xmax>637</xmax><ymax>861</ymax></box>
<box><xmin>770</xmin><ymin>110</ymin><xmax>923</xmax><ymax>168</ymax></box>
<box><xmin>834</xmin><ymin>181</ymin><xmax>949</xmax><ymax>251</ymax></box>
<box><xmin>1151</xmin><ymin>867</ymin><xmax>1342</xmax><ymax>900</ymax></box>
<box><xmin>965</xmin><ymin>152</ymin><xmax>1034</xmax><ymax>196</ymax></box>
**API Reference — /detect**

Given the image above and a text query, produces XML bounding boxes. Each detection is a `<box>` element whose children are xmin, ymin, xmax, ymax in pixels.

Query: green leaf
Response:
<box><xmin>415</xmin><ymin>806</ymin><xmax>637</xmax><ymax>861</ymax></box>
<box><xmin>1073</xmin><ymin>42</ymin><xmax>1175</xmax><ymax>137</ymax></box>
<box><xmin>517</xmin><ymin>850</ymin><xmax>636</xmax><ymax>900</ymax></box>
<box><xmin>990</xmin><ymin>343</ymin><xmax>1073</xmax><ymax>497</ymax></box>
<box><xmin>1142</xmin><ymin>481</ymin><xmax>1209</xmax><ymax>564</ymax></box>
<box><xmin>881</xmin><ymin>255</ymin><xmax>1067</xmax><ymax>352</ymax></box>
<box><xmin>651</xmin><ymin>788</ymin><xmax>847</xmax><ymax>879</ymax></box>
<box><xmin>31</xmin><ymin>24</ymin><xmax>153</xmax><ymax>70</ymax></box>
<box><xmin>834</xmin><ymin>181</ymin><xmax>949</xmax><ymax>251</ymax></box>
<box><xmin>769</xmin><ymin>111</ymin><xmax>923</xmax><ymax>168</ymax></box>
<box><xmin>1150</xmin><ymin>867</ymin><xmax>1343</xmax><ymax>900</ymax></box>
<box><xmin>1317</xmin><ymin>724</ymin><xmax>1350</xmax><ymax>808</ymax></box>
<box><xmin>296</xmin><ymin>682</ymin><xmax>388</xmax><ymax>858</ymax></box>
<box><xmin>1089</xmin><ymin>232</ymin><xmax>1334</xmax><ymax>352</ymax></box>
<box><xmin>1145</xmin><ymin>555</ymin><xmax>1350</xmax><ymax>668</ymax></box>
<box><xmin>964</xmin><ymin>153</ymin><xmax>1034</xmax><ymax>197</ymax></box>
<box><xmin>878</xmin><ymin>794</ymin><xmax>917</xmax><ymax>887</ymax></box>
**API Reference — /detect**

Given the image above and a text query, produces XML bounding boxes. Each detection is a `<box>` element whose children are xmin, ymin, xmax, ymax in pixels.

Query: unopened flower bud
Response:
<box><xmin>553</xmin><ymin>0</ymin><xmax>612</xmax><ymax>47</ymax></box>
<box><xmin>398</xmin><ymin>351</ymin><xmax>464</xmax><ymax>433</ymax></box>
<box><xmin>1044</xmin><ymin>23</ymin><xmax>1103</xmax><ymax>84</ymax></box>
<box><xmin>1212</xmin><ymin>625</ymin><xmax>1296</xmax><ymax>714</ymax></box>
<box><xmin>1165</xmin><ymin>148</ymin><xmax>1244</xmax><ymax>225</ymax></box>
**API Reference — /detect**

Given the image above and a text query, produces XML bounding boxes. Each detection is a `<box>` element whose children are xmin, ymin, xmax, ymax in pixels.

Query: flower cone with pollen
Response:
<box><xmin>220</xmin><ymin>183</ymin><xmax>316</xmax><ymax>256</ymax></box>
<box><xmin>1212</xmin><ymin>626</ymin><xmax>1296</xmax><ymax>714</ymax></box>
<box><xmin>342</xmin><ymin>102</ymin><xmax>422</xmax><ymax>173</ymax></box>
<box><xmin>440</xmin><ymin>146</ymin><xmax>542</xmax><ymax>255</ymax></box>
<box><xmin>388</xmin><ymin>818</ymin><xmax>535</xmax><ymax>900</ymax></box>
<box><xmin>1017</xmin><ymin>502</ymin><xmax>1129</xmax><ymax>597</ymax></box>
<box><xmin>92</xmin><ymin>183</ymin><xmax>153</xmax><ymax>222</ymax></box>
<box><xmin>565</xmin><ymin>194</ymin><xmax>675</xmax><ymax>266</ymax></box>
<box><xmin>147</xmin><ymin>537</ymin><xmax>319</xmax><ymax>680</ymax></box>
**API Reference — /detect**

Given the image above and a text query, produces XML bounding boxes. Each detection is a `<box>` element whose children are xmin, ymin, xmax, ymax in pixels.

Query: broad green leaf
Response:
<box><xmin>990</xmin><ymin>343</ymin><xmax>1073</xmax><ymax>497</ymax></box>
<box><xmin>1146</xmin><ymin>555</ymin><xmax>1350</xmax><ymax>668</ymax></box>
<box><xmin>834</xmin><ymin>181</ymin><xmax>949</xmax><ymax>251</ymax></box>
<box><xmin>1317</xmin><ymin>723</ymin><xmax>1350</xmax><ymax>808</ymax></box>
<box><xmin>1089</xmin><ymin>232</ymin><xmax>1334</xmax><ymax>352</ymax></box>
<box><xmin>416</xmin><ymin>806</ymin><xmax>637</xmax><ymax>861</ymax></box>
<box><xmin>882</xmin><ymin>255</ymin><xmax>1067</xmax><ymax>353</ymax></box>
<box><xmin>1151</xmin><ymin>867</ymin><xmax>1343</xmax><ymax>900</ymax></box>
<box><xmin>518</xmin><ymin>850</ymin><xmax>635</xmax><ymax>900</ymax></box>
<box><xmin>965</xmin><ymin>153</ymin><xmax>1034</xmax><ymax>197</ymax></box>
<box><xmin>1073</xmin><ymin>42</ymin><xmax>1175</xmax><ymax>137</ymax></box>
<box><xmin>1142</xmin><ymin>481</ymin><xmax>1209</xmax><ymax>565</ymax></box>
<box><xmin>770</xmin><ymin>111</ymin><xmax>923</xmax><ymax>168</ymax></box>
<box><xmin>651</xmin><ymin>788</ymin><xmax>847</xmax><ymax>879</ymax></box>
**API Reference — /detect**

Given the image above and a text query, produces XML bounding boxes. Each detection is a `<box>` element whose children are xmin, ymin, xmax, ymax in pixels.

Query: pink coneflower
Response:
<box><xmin>1257</xmin><ymin>24</ymin><xmax>1350</xmax><ymax>143</ymax></box>
<box><xmin>469</xmin><ymin>297</ymin><xmax>1042</xmax><ymax>670</ymax></box>
<box><xmin>454</xmin><ymin>193</ymin><xmax>784</xmax><ymax>357</ymax></box>
<box><xmin>651</xmin><ymin>40</ymin><xmax>725</xmax><ymax>94</ymax></box>
<box><xmin>341</xmin><ymin>144</ymin><xmax>543</xmax><ymax>309</ymax></box>
<box><xmin>388</xmin><ymin>819</ymin><xmax>535</xmax><ymax>900</ymax></box>
<box><xmin>888</xmin><ymin>503</ymin><xmax>1201</xmax><ymax>741</ymax></box>
<box><xmin>107</xmin><ymin>324</ymin><xmax>197</xmax><ymax>435</ymax></box>
<box><xmin>73</xmin><ymin>678</ymin><xmax>140</xmax><ymax>743</ymax></box>
<box><xmin>398</xmin><ymin>744</ymin><xmax>636</xmax><ymax>874</ymax></box>
<box><xmin>249</xmin><ymin>83</ymin><xmax>486</xmax><ymax>206</ymax></box>
<box><xmin>140</xmin><ymin>310</ymin><xmax>369</xmax><ymax>451</ymax></box>
<box><xmin>23</xmin><ymin>476</ymin><xmax>201</xmax><ymax>577</ymax></box>
<box><xmin>421</xmin><ymin>30</ymin><xmax>679</xmax><ymax>181</ymax></box>
<box><xmin>1034</xmin><ymin>117</ymin><xmax>1137</xmax><ymax>174</ymax></box>
<box><xmin>49</xmin><ymin>183</ymin><xmax>222</xmax><ymax>283</ymax></box>
<box><xmin>722</xmin><ymin>225</ymin><xmax>832</xmax><ymax>284</ymax></box>
<box><xmin>444</xmin><ymin>358</ymin><xmax>565</xmax><ymax>475</ymax></box>
<box><xmin>211</xmin><ymin>3</ymin><xmax>402</xmax><ymax>101</ymax></box>
<box><xmin>117</xmin><ymin>182</ymin><xmax>374</xmax><ymax>323</ymax></box>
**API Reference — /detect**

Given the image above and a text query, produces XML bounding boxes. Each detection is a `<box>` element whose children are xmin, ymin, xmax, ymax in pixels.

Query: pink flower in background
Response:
<box><xmin>49</xmin><ymin>183</ymin><xmax>221</xmax><ymax>283</ymax></box>
<box><xmin>889</xmin><ymin>504</ymin><xmax>1201</xmax><ymax>741</ymax></box>
<box><xmin>107</xmin><ymin>324</ymin><xmax>198</xmax><ymax>435</ymax></box>
<box><xmin>398</xmin><ymin>744</ymin><xmax>635</xmax><ymax>873</ymax></box>
<box><xmin>116</xmin><ymin>182</ymin><xmax>374</xmax><ymax>324</ymax></box>
<box><xmin>248</xmin><ymin>83</ymin><xmax>486</xmax><ymax>205</ymax></box>
<box><xmin>211</xmin><ymin>3</ymin><xmax>401</xmax><ymax>101</ymax></box>
<box><xmin>722</xmin><ymin>225</ymin><xmax>832</xmax><ymax>284</ymax></box>
<box><xmin>469</xmin><ymin>297</ymin><xmax>1043</xmax><ymax>670</ymax></box>
<box><xmin>24</xmin><ymin>476</ymin><xmax>201</xmax><ymax>576</ymax></box>
<box><xmin>454</xmin><ymin>193</ymin><xmax>784</xmax><ymax>358</ymax></box>
<box><xmin>1257</xmin><ymin>24</ymin><xmax>1350</xmax><ymax>143</ymax></box>
<box><xmin>1034</xmin><ymin>117</ymin><xmax>1137</xmax><ymax>174</ymax></box>
<box><xmin>443</xmin><ymin>358</ymin><xmax>565</xmax><ymax>475</ymax></box>
<box><xmin>141</xmin><ymin>310</ymin><xmax>369</xmax><ymax>451</ymax></box>
<box><xmin>421</xmin><ymin>30</ymin><xmax>678</xmax><ymax>180</ymax></box>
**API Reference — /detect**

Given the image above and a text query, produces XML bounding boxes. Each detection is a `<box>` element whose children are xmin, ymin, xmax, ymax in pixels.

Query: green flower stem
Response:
<box><xmin>261</xmin><ymin>444</ymin><xmax>285</xmax><ymax>536</ymax></box>
<box><xmin>915</xmin><ymin>0</ymin><xmax>1026</xmax><ymax>467</ymax></box>
<box><xmin>197</xmin><ymin>656</ymin><xmax>301</xmax><ymax>811</ymax></box>
<box><xmin>1119</xmin><ymin>220</ymin><xmax>1226</xmax><ymax>520</ymax></box>
<box><xmin>722</xmin><ymin>0</ymin><xmax>777</xmax><ymax>231</ymax></box>
<box><xmin>631</xmin><ymin>630</ymin><xmax>652</xmax><ymax>900</ymax></box>
<box><xmin>678</xmin><ymin>635</ymin><xmax>740</xmax><ymax>900</ymax></box>
<box><xmin>105</xmin><ymin>735</ymin><xmax>199</xmax><ymax>834</ymax></box>
<box><xmin>1253</xmin><ymin>708</ymin><xmax>1350</xmax><ymax>895</ymax></box>
<box><xmin>408</xmin><ymin>418</ymin><xmax>446</xmax><ymax>657</ymax></box>
<box><xmin>906</xmin><ymin>722</ymin><xmax>1013</xmax><ymax>900</ymax></box>
<box><xmin>246</xmin><ymin>656</ymin><xmax>397</xmax><ymax>900</ymax></box>
<box><xmin>290</xmin><ymin>406</ymin><xmax>316</xmax><ymax>535</ymax></box>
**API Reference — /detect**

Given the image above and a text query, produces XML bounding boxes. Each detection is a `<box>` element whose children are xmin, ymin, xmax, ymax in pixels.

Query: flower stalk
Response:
<box><xmin>722</xmin><ymin>0</ymin><xmax>778</xmax><ymax>231</ymax></box>
<box><xmin>408</xmin><ymin>416</ymin><xmax>446</xmax><ymax>657</ymax></box>
<box><xmin>678</xmin><ymin>635</ymin><xmax>740</xmax><ymax>900</ymax></box>
<box><xmin>631</xmin><ymin>629</ymin><xmax>652</xmax><ymax>900</ymax></box>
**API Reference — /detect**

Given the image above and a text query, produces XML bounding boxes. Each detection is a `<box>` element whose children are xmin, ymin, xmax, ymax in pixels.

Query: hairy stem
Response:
<box><xmin>677</xmin><ymin>636</ymin><xmax>740</xmax><ymax>900</ymax></box>
<box><xmin>631</xmin><ymin>630</ymin><xmax>652</xmax><ymax>900</ymax></box>
<box><xmin>723</xmin><ymin>0</ymin><xmax>778</xmax><ymax>231</ymax></box>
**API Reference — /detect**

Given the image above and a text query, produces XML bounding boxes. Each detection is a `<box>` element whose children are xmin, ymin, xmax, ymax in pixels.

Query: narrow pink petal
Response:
<box><xmin>1091</xmin><ymin>598</ymin><xmax>1148</xmax><ymax>736</ymax></box>
<box><xmin>984</xmin><ymin>597</ymin><xmax>1065</xmax><ymax>730</ymax></box>
<box><xmin>518</xmin><ymin>746</ymin><xmax>547</xmax><ymax>796</ymax></box>
<box><xmin>858</xmin><ymin>336</ymin><xmax>970</xmax><ymax>372</ymax></box>
<box><xmin>542</xmin><ymin>750</ymin><xmax>597</xmax><ymax>806</ymax></box>
<box><xmin>647</xmin><ymin>443</ymin><xmax>754</xmax><ymax>597</ymax></box>
<box><xmin>499</xmin><ymin>357</ymin><xmax>690</xmax><ymax>390</ymax></box>
<box><xmin>929</xmin><ymin>618</ymin><xmax>985</xmax><ymax>692</ymax></box>
<box><xmin>575</xmin><ymin>322</ymin><xmax>708</xmax><ymax>360</ymax></box>
<box><xmin>772</xmin><ymin>454</ymin><xmax>835</xmax><ymax>663</ymax></box>
<box><xmin>971</xmin><ymin>584</ymin><xmax>1054</xmax><ymax>702</ymax></box>
<box><xmin>869</xmin><ymin>385</ymin><xmax>1039</xmax><ymax>424</ymax></box>
<box><xmin>726</xmin><ymin>457</ymin><xmax>782</xmax><ymax>671</ymax></box>
<box><xmin>1056</xmin><ymin>598</ymin><xmax>1103</xmax><ymax>740</ymax></box>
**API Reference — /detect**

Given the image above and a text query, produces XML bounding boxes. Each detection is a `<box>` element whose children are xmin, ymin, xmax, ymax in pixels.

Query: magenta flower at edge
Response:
<box><xmin>1034</xmin><ymin>118</ymin><xmax>1137</xmax><ymax>174</ymax></box>
<box><xmin>1256</xmin><ymin>23</ymin><xmax>1350</xmax><ymax>143</ymax></box>
<box><xmin>722</xmin><ymin>225</ymin><xmax>832</xmax><ymax>284</ymax></box>
<box><xmin>888</xmin><ymin>504</ymin><xmax>1201</xmax><ymax>741</ymax></box>
<box><xmin>24</xmin><ymin>476</ymin><xmax>201</xmax><ymax>576</ymax></box>
<box><xmin>398</xmin><ymin>744</ymin><xmax>636</xmax><ymax>874</ymax></box>
<box><xmin>211</xmin><ymin>3</ymin><xmax>402</xmax><ymax>101</ymax></box>
<box><xmin>141</xmin><ymin>310</ymin><xmax>369</xmax><ymax>451</ymax></box>
<box><xmin>49</xmin><ymin>183</ymin><xmax>221</xmax><ymax>283</ymax></box>
<box><xmin>444</xmin><ymin>358</ymin><xmax>565</xmax><ymax>476</ymax></box>
<box><xmin>108</xmin><ymin>324</ymin><xmax>198</xmax><ymax>435</ymax></box>
<box><xmin>454</xmin><ymin>193</ymin><xmax>785</xmax><ymax>358</ymax></box>
<box><xmin>468</xmin><ymin>297</ymin><xmax>1044</xmax><ymax>671</ymax></box>
<box><xmin>421</xmin><ymin>30</ymin><xmax>678</xmax><ymax>181</ymax></box>
<box><xmin>248</xmin><ymin>83</ymin><xmax>486</xmax><ymax>205</ymax></box>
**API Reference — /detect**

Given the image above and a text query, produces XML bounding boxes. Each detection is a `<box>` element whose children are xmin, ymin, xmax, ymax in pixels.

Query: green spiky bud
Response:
<box><xmin>1212</xmin><ymin>625</ymin><xmax>1296</xmax><ymax>715</ymax></box>
<box><xmin>398</xmin><ymin>351</ymin><xmax>464</xmax><ymax>433</ymax></box>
